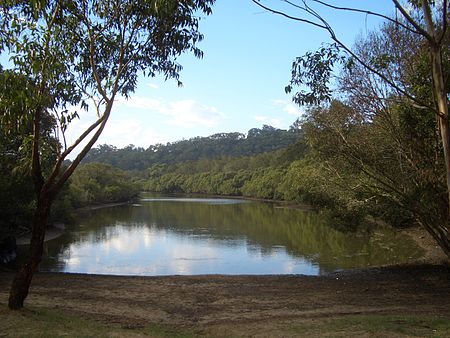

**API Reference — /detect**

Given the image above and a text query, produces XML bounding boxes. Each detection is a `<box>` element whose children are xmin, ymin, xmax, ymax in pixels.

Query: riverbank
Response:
<box><xmin>403</xmin><ymin>225</ymin><xmax>449</xmax><ymax>265</ymax></box>
<box><xmin>1</xmin><ymin>263</ymin><xmax>449</xmax><ymax>337</ymax></box>
<box><xmin>3</xmin><ymin>198</ymin><xmax>449</xmax><ymax>336</ymax></box>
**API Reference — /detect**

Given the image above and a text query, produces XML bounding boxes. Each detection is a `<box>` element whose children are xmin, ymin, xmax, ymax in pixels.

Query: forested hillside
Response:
<box><xmin>83</xmin><ymin>125</ymin><xmax>301</xmax><ymax>170</ymax></box>
<box><xmin>140</xmin><ymin>139</ymin><xmax>309</xmax><ymax>200</ymax></box>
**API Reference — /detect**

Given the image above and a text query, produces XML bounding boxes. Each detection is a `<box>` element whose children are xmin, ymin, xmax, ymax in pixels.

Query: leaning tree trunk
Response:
<box><xmin>8</xmin><ymin>195</ymin><xmax>51</xmax><ymax>310</ymax></box>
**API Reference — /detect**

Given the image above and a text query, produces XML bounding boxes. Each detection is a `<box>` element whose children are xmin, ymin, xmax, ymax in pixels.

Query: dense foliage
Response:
<box><xmin>83</xmin><ymin>125</ymin><xmax>301</xmax><ymax>170</ymax></box>
<box><xmin>140</xmin><ymin>138</ymin><xmax>313</xmax><ymax>200</ymax></box>
<box><xmin>0</xmin><ymin>68</ymin><xmax>55</xmax><ymax>237</ymax></box>
<box><xmin>266</xmin><ymin>1</ymin><xmax>450</xmax><ymax>256</ymax></box>
<box><xmin>69</xmin><ymin>163</ymin><xmax>140</xmax><ymax>207</ymax></box>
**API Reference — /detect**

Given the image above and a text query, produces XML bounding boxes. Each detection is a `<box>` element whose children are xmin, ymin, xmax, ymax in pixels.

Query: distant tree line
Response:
<box><xmin>82</xmin><ymin>125</ymin><xmax>301</xmax><ymax>171</ymax></box>
<box><xmin>140</xmin><ymin>140</ymin><xmax>305</xmax><ymax>198</ymax></box>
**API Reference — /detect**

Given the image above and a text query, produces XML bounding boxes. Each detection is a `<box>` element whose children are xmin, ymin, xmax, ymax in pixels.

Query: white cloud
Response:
<box><xmin>116</xmin><ymin>96</ymin><xmax>162</xmax><ymax>110</ymax></box>
<box><xmin>59</xmin><ymin>95</ymin><xmax>224</xmax><ymax>159</ymax></box>
<box><xmin>117</xmin><ymin>96</ymin><xmax>224</xmax><ymax>128</ymax></box>
<box><xmin>273</xmin><ymin>99</ymin><xmax>303</xmax><ymax>116</ymax></box>
<box><xmin>254</xmin><ymin>115</ymin><xmax>283</xmax><ymax>128</ymax></box>
<box><xmin>164</xmin><ymin>100</ymin><xmax>223</xmax><ymax>128</ymax></box>
<box><xmin>101</xmin><ymin>118</ymin><xmax>167</xmax><ymax>148</ymax></box>
<box><xmin>61</xmin><ymin>108</ymin><xmax>168</xmax><ymax>158</ymax></box>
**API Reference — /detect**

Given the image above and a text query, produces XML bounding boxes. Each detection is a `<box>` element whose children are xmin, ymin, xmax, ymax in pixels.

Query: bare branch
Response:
<box><xmin>251</xmin><ymin>0</ymin><xmax>328</xmax><ymax>30</ymax></box>
<box><xmin>42</xmin><ymin>111</ymin><xmax>107</xmax><ymax>192</ymax></box>
<box><xmin>53</xmin><ymin>108</ymin><xmax>67</xmax><ymax>150</ymax></box>
<box><xmin>299</xmin><ymin>0</ymin><xmax>337</xmax><ymax>39</ymax></box>
<box><xmin>391</xmin><ymin>0</ymin><xmax>433</xmax><ymax>40</ymax></box>
<box><xmin>253</xmin><ymin>0</ymin><xmax>435</xmax><ymax>112</ymax></box>
<box><xmin>421</xmin><ymin>0</ymin><xmax>438</xmax><ymax>41</ymax></box>
<box><xmin>309</xmin><ymin>0</ymin><xmax>421</xmax><ymax>34</ymax></box>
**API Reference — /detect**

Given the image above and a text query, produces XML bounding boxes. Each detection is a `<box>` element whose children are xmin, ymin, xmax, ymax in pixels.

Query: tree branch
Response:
<box><xmin>31</xmin><ymin>1</ymin><xmax>63</xmax><ymax>196</ymax></box>
<box><xmin>77</xmin><ymin>8</ymin><xmax>110</xmax><ymax>103</ymax></box>
<box><xmin>253</xmin><ymin>0</ymin><xmax>435</xmax><ymax>112</ymax></box>
<box><xmin>391</xmin><ymin>0</ymin><xmax>433</xmax><ymax>40</ymax></box>
<box><xmin>308</xmin><ymin>0</ymin><xmax>421</xmax><ymax>34</ymax></box>
<box><xmin>51</xmin><ymin>99</ymin><xmax>114</xmax><ymax>194</ymax></box>
<box><xmin>251</xmin><ymin>0</ymin><xmax>328</xmax><ymax>30</ymax></box>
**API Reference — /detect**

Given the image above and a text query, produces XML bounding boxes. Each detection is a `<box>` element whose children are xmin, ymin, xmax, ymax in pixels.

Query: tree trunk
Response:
<box><xmin>429</xmin><ymin>45</ymin><xmax>450</xmax><ymax>259</ymax></box>
<box><xmin>434</xmin><ymin>60</ymin><xmax>450</xmax><ymax>216</ymax></box>
<box><xmin>438</xmin><ymin>112</ymin><xmax>450</xmax><ymax>214</ymax></box>
<box><xmin>420</xmin><ymin>0</ymin><xmax>450</xmax><ymax>258</ymax></box>
<box><xmin>8</xmin><ymin>196</ymin><xmax>51</xmax><ymax>310</ymax></box>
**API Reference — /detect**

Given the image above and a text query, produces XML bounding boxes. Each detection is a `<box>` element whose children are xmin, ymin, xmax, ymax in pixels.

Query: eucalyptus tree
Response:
<box><xmin>339</xmin><ymin>21</ymin><xmax>449</xmax><ymax>229</ymax></box>
<box><xmin>252</xmin><ymin>0</ymin><xmax>450</xmax><ymax>257</ymax></box>
<box><xmin>0</xmin><ymin>69</ymin><xmax>40</xmax><ymax>239</ymax></box>
<box><xmin>0</xmin><ymin>0</ymin><xmax>214</xmax><ymax>310</ymax></box>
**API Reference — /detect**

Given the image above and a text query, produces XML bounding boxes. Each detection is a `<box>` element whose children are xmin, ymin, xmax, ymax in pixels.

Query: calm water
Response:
<box><xmin>36</xmin><ymin>195</ymin><xmax>422</xmax><ymax>276</ymax></box>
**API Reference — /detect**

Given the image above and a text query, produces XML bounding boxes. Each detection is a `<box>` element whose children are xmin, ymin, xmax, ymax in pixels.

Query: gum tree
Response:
<box><xmin>252</xmin><ymin>0</ymin><xmax>450</xmax><ymax>257</ymax></box>
<box><xmin>0</xmin><ymin>0</ymin><xmax>214</xmax><ymax>310</ymax></box>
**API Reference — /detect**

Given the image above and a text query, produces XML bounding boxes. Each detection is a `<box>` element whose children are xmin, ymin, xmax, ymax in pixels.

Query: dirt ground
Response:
<box><xmin>1</xmin><ymin>227</ymin><xmax>450</xmax><ymax>337</ymax></box>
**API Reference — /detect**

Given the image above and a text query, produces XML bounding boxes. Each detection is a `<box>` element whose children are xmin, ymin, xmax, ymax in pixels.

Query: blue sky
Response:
<box><xmin>65</xmin><ymin>0</ymin><xmax>393</xmax><ymax>150</ymax></box>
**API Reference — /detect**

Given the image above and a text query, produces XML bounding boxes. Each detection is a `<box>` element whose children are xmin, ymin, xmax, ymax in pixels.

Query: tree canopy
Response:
<box><xmin>1</xmin><ymin>0</ymin><xmax>215</xmax><ymax>309</ymax></box>
<box><xmin>252</xmin><ymin>0</ymin><xmax>450</xmax><ymax>256</ymax></box>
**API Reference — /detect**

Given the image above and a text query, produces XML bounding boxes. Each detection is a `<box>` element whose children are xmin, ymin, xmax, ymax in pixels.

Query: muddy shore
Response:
<box><xmin>1</xmin><ymin>264</ymin><xmax>449</xmax><ymax>336</ymax></box>
<box><xmin>1</xmin><ymin>225</ymin><xmax>449</xmax><ymax>337</ymax></box>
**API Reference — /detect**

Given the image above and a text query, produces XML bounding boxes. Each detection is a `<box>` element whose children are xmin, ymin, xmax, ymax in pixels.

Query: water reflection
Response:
<box><xmin>37</xmin><ymin>196</ymin><xmax>423</xmax><ymax>276</ymax></box>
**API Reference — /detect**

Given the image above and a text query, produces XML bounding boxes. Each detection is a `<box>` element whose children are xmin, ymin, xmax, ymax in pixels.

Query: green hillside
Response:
<box><xmin>83</xmin><ymin>125</ymin><xmax>301</xmax><ymax>171</ymax></box>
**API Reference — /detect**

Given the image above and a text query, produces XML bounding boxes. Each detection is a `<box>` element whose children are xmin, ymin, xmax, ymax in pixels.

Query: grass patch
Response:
<box><xmin>2</xmin><ymin>304</ymin><xmax>449</xmax><ymax>337</ymax></box>
<box><xmin>0</xmin><ymin>304</ymin><xmax>196</xmax><ymax>338</ymax></box>
<box><xmin>289</xmin><ymin>314</ymin><xmax>450</xmax><ymax>337</ymax></box>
